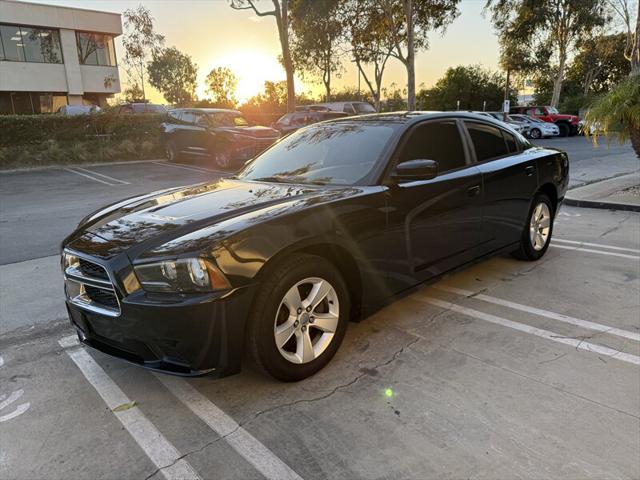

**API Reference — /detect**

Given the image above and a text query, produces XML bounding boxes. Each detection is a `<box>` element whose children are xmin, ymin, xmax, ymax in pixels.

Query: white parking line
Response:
<box><xmin>156</xmin><ymin>374</ymin><xmax>304</xmax><ymax>480</ymax></box>
<box><xmin>551</xmin><ymin>244</ymin><xmax>640</xmax><ymax>260</ymax></box>
<box><xmin>152</xmin><ymin>161</ymin><xmax>229</xmax><ymax>175</ymax></box>
<box><xmin>59</xmin><ymin>336</ymin><xmax>201</xmax><ymax>480</ymax></box>
<box><xmin>73</xmin><ymin>166</ymin><xmax>131</xmax><ymax>185</ymax></box>
<box><xmin>554</xmin><ymin>238</ymin><xmax>640</xmax><ymax>254</ymax></box>
<box><xmin>418</xmin><ymin>297</ymin><xmax>640</xmax><ymax>366</ymax></box>
<box><xmin>434</xmin><ymin>285</ymin><xmax>640</xmax><ymax>342</ymax></box>
<box><xmin>63</xmin><ymin>167</ymin><xmax>114</xmax><ymax>186</ymax></box>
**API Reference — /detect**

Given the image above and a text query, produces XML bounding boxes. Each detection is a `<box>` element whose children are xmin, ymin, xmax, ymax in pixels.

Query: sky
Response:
<box><xmin>29</xmin><ymin>0</ymin><xmax>502</xmax><ymax>104</ymax></box>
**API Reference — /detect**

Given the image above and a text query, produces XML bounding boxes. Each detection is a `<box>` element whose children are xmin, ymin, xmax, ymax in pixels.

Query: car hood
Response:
<box><xmin>218</xmin><ymin>125</ymin><xmax>279</xmax><ymax>138</ymax></box>
<box><xmin>67</xmin><ymin>178</ymin><xmax>359</xmax><ymax>259</ymax></box>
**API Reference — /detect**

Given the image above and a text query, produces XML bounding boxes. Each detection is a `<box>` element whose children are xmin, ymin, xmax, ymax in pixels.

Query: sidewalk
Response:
<box><xmin>565</xmin><ymin>172</ymin><xmax>640</xmax><ymax>212</ymax></box>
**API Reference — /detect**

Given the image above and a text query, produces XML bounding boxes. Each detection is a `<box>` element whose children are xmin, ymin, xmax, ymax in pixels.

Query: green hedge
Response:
<box><xmin>0</xmin><ymin>112</ymin><xmax>166</xmax><ymax>146</ymax></box>
<box><xmin>0</xmin><ymin>112</ymin><xmax>166</xmax><ymax>169</ymax></box>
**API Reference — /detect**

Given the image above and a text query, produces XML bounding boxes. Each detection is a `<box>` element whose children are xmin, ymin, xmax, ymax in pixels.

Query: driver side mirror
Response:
<box><xmin>392</xmin><ymin>159</ymin><xmax>438</xmax><ymax>182</ymax></box>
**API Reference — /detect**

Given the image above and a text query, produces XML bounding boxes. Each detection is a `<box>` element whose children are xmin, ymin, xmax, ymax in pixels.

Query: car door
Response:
<box><xmin>465</xmin><ymin>121</ymin><xmax>538</xmax><ymax>248</ymax></box>
<box><xmin>383</xmin><ymin>119</ymin><xmax>487</xmax><ymax>289</ymax></box>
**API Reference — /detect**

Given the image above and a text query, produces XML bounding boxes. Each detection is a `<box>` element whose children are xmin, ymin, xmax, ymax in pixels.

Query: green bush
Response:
<box><xmin>0</xmin><ymin>112</ymin><xmax>166</xmax><ymax>168</ymax></box>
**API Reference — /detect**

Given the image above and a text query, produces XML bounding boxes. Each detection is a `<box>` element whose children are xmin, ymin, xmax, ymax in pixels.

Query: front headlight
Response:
<box><xmin>134</xmin><ymin>258</ymin><xmax>230</xmax><ymax>293</ymax></box>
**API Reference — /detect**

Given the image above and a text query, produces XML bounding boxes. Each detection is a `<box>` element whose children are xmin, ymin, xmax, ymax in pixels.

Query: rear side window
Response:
<box><xmin>464</xmin><ymin>121</ymin><xmax>509</xmax><ymax>162</ymax></box>
<box><xmin>399</xmin><ymin>120</ymin><xmax>466</xmax><ymax>173</ymax></box>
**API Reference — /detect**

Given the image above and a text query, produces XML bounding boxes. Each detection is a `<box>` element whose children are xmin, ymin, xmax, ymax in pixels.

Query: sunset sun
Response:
<box><xmin>199</xmin><ymin>50</ymin><xmax>287</xmax><ymax>103</ymax></box>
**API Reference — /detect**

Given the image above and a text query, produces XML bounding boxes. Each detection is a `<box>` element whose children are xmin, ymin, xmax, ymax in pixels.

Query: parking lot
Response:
<box><xmin>0</xmin><ymin>137</ymin><xmax>638</xmax><ymax>479</ymax></box>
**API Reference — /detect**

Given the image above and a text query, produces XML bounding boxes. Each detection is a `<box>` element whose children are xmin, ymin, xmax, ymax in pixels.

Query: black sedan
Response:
<box><xmin>161</xmin><ymin>108</ymin><xmax>280</xmax><ymax>169</ymax></box>
<box><xmin>62</xmin><ymin>112</ymin><xmax>569</xmax><ymax>381</ymax></box>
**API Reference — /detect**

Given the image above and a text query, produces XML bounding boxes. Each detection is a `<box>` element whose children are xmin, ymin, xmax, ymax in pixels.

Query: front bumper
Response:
<box><xmin>66</xmin><ymin>285</ymin><xmax>256</xmax><ymax>376</ymax></box>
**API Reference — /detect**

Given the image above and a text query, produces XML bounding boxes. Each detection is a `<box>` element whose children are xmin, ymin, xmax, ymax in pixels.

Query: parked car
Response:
<box><xmin>510</xmin><ymin>114</ymin><xmax>560</xmax><ymax>139</ymax></box>
<box><xmin>470</xmin><ymin>111</ymin><xmax>527</xmax><ymax>135</ymax></box>
<box><xmin>273</xmin><ymin>110</ymin><xmax>348</xmax><ymax>135</ymax></box>
<box><xmin>117</xmin><ymin>103</ymin><xmax>168</xmax><ymax>114</ymax></box>
<box><xmin>61</xmin><ymin>112</ymin><xmax>568</xmax><ymax>381</ymax></box>
<box><xmin>510</xmin><ymin>105</ymin><xmax>579</xmax><ymax>137</ymax></box>
<box><xmin>160</xmin><ymin>108</ymin><xmax>280</xmax><ymax>168</ymax></box>
<box><xmin>56</xmin><ymin>104</ymin><xmax>101</xmax><ymax>116</ymax></box>
<box><xmin>305</xmin><ymin>101</ymin><xmax>376</xmax><ymax>115</ymax></box>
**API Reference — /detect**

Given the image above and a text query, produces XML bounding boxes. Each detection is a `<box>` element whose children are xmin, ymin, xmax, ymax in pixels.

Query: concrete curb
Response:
<box><xmin>564</xmin><ymin>197</ymin><xmax>640</xmax><ymax>212</ymax></box>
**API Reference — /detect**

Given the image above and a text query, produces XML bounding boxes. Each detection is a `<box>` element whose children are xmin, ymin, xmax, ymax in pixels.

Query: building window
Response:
<box><xmin>76</xmin><ymin>32</ymin><xmax>116</xmax><ymax>66</ymax></box>
<box><xmin>0</xmin><ymin>92</ymin><xmax>68</xmax><ymax>115</ymax></box>
<box><xmin>0</xmin><ymin>24</ymin><xmax>63</xmax><ymax>63</ymax></box>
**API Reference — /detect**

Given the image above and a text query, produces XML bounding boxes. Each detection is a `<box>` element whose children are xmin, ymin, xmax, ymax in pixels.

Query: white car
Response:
<box><xmin>510</xmin><ymin>114</ymin><xmax>560</xmax><ymax>139</ymax></box>
<box><xmin>302</xmin><ymin>101</ymin><xmax>376</xmax><ymax>115</ymax></box>
<box><xmin>56</xmin><ymin>104</ymin><xmax>101</xmax><ymax>116</ymax></box>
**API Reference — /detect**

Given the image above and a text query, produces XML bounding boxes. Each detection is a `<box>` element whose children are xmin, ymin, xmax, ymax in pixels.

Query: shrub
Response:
<box><xmin>0</xmin><ymin>112</ymin><xmax>166</xmax><ymax>168</ymax></box>
<box><xmin>585</xmin><ymin>76</ymin><xmax>640</xmax><ymax>158</ymax></box>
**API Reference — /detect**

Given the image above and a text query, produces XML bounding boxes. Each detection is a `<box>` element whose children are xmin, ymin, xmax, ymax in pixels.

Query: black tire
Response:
<box><xmin>530</xmin><ymin>128</ymin><xmax>542</xmax><ymax>139</ymax></box>
<box><xmin>165</xmin><ymin>140</ymin><xmax>179</xmax><ymax>162</ymax></box>
<box><xmin>246</xmin><ymin>254</ymin><xmax>350</xmax><ymax>382</ymax></box>
<box><xmin>512</xmin><ymin>193</ymin><xmax>554</xmax><ymax>261</ymax></box>
<box><xmin>557</xmin><ymin>123</ymin><xmax>570</xmax><ymax>137</ymax></box>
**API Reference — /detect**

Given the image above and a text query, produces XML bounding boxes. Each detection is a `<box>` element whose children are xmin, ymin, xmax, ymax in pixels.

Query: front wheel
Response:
<box><xmin>214</xmin><ymin>151</ymin><xmax>231</xmax><ymax>169</ymax></box>
<box><xmin>557</xmin><ymin>123</ymin><xmax>570</xmax><ymax>137</ymax></box>
<box><xmin>512</xmin><ymin>193</ymin><xmax>554</xmax><ymax>261</ymax></box>
<box><xmin>246</xmin><ymin>254</ymin><xmax>350</xmax><ymax>382</ymax></box>
<box><xmin>529</xmin><ymin>128</ymin><xmax>542</xmax><ymax>140</ymax></box>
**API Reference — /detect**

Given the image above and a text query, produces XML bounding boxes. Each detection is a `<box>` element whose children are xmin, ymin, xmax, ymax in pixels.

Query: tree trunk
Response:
<box><xmin>631</xmin><ymin>1</ymin><xmax>640</xmax><ymax>77</ymax></box>
<box><xmin>629</xmin><ymin>124</ymin><xmax>640</xmax><ymax>159</ymax></box>
<box><xmin>550</xmin><ymin>51</ymin><xmax>566</xmax><ymax>108</ymax></box>
<box><xmin>405</xmin><ymin>0</ymin><xmax>416</xmax><ymax>110</ymax></box>
<box><xmin>275</xmin><ymin>0</ymin><xmax>296</xmax><ymax>112</ymax></box>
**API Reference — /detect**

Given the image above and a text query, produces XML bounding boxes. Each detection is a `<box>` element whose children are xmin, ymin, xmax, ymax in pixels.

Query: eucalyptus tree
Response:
<box><xmin>230</xmin><ymin>0</ymin><xmax>296</xmax><ymax>112</ymax></box>
<box><xmin>486</xmin><ymin>0</ymin><xmax>608</xmax><ymax>108</ymax></box>
<box><xmin>147</xmin><ymin>47</ymin><xmax>198</xmax><ymax>105</ymax></box>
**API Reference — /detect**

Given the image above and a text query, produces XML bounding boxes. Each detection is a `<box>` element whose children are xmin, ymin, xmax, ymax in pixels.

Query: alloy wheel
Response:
<box><xmin>273</xmin><ymin>277</ymin><xmax>339</xmax><ymax>364</ymax></box>
<box><xmin>529</xmin><ymin>202</ymin><xmax>551</xmax><ymax>251</ymax></box>
<box><xmin>215</xmin><ymin>152</ymin><xmax>230</xmax><ymax>169</ymax></box>
<box><xmin>530</xmin><ymin>128</ymin><xmax>541</xmax><ymax>139</ymax></box>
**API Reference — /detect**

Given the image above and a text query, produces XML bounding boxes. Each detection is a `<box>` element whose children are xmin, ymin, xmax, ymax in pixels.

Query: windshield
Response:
<box><xmin>354</xmin><ymin>102</ymin><xmax>376</xmax><ymax>113</ymax></box>
<box><xmin>237</xmin><ymin>121</ymin><xmax>398</xmax><ymax>185</ymax></box>
<box><xmin>547</xmin><ymin>107</ymin><xmax>559</xmax><ymax>114</ymax></box>
<box><xmin>211</xmin><ymin>112</ymin><xmax>249</xmax><ymax>127</ymax></box>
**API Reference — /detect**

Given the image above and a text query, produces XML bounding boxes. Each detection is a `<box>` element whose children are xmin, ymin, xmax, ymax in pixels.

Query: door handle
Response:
<box><xmin>467</xmin><ymin>185</ymin><xmax>481</xmax><ymax>197</ymax></box>
<box><xmin>525</xmin><ymin>165</ymin><xmax>536</xmax><ymax>176</ymax></box>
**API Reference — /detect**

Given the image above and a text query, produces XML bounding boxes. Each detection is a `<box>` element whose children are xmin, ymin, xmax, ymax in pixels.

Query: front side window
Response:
<box><xmin>211</xmin><ymin>112</ymin><xmax>249</xmax><ymax>127</ymax></box>
<box><xmin>399</xmin><ymin>121</ymin><xmax>466</xmax><ymax>173</ymax></box>
<box><xmin>238</xmin><ymin>121</ymin><xmax>399</xmax><ymax>185</ymax></box>
<box><xmin>354</xmin><ymin>102</ymin><xmax>376</xmax><ymax>113</ymax></box>
<box><xmin>465</xmin><ymin>121</ymin><xmax>509</xmax><ymax>162</ymax></box>
<box><xmin>0</xmin><ymin>24</ymin><xmax>62</xmax><ymax>63</ymax></box>
<box><xmin>76</xmin><ymin>32</ymin><xmax>116</xmax><ymax>66</ymax></box>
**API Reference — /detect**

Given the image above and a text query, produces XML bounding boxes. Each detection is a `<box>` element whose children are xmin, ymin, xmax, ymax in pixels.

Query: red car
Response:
<box><xmin>510</xmin><ymin>105</ymin><xmax>579</xmax><ymax>137</ymax></box>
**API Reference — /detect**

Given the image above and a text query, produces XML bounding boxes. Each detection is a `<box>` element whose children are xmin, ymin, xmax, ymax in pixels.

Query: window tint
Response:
<box><xmin>503</xmin><ymin>130</ymin><xmax>518</xmax><ymax>153</ymax></box>
<box><xmin>465</xmin><ymin>121</ymin><xmax>509</xmax><ymax>161</ymax></box>
<box><xmin>399</xmin><ymin>121</ymin><xmax>466</xmax><ymax>173</ymax></box>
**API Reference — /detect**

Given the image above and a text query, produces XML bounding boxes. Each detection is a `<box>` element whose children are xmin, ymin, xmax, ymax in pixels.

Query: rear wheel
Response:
<box><xmin>512</xmin><ymin>193</ymin><xmax>554</xmax><ymax>261</ymax></box>
<box><xmin>246</xmin><ymin>254</ymin><xmax>350</xmax><ymax>382</ymax></box>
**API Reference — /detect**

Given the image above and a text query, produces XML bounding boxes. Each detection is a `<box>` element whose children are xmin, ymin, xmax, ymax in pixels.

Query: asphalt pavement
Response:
<box><xmin>0</xmin><ymin>137</ymin><xmax>639</xmax><ymax>479</ymax></box>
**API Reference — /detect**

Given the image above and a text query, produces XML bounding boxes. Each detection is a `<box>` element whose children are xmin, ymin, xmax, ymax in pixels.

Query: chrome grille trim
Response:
<box><xmin>63</xmin><ymin>249</ymin><xmax>121</xmax><ymax>317</ymax></box>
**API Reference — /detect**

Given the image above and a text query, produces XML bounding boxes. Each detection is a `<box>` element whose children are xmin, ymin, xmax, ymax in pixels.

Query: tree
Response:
<box><xmin>147</xmin><ymin>47</ymin><xmax>198</xmax><ymax>105</ymax></box>
<box><xmin>290</xmin><ymin>0</ymin><xmax>344</xmax><ymax>101</ymax></box>
<box><xmin>123</xmin><ymin>83</ymin><xmax>145</xmax><ymax>103</ymax></box>
<box><xmin>342</xmin><ymin>0</ymin><xmax>396</xmax><ymax>111</ymax></box>
<box><xmin>381</xmin><ymin>0</ymin><xmax>461</xmax><ymax>110</ymax></box>
<box><xmin>607</xmin><ymin>0</ymin><xmax>639</xmax><ymax>73</ymax></box>
<box><xmin>230</xmin><ymin>1</ymin><xmax>296</xmax><ymax>112</ymax></box>
<box><xmin>569</xmin><ymin>33</ymin><xmax>630</xmax><ymax>94</ymax></box>
<box><xmin>486</xmin><ymin>0</ymin><xmax>607</xmax><ymax>108</ymax></box>
<box><xmin>205</xmin><ymin>67</ymin><xmax>238</xmax><ymax>108</ymax></box>
<box><xmin>416</xmin><ymin>65</ymin><xmax>517</xmax><ymax>111</ymax></box>
<box><xmin>122</xmin><ymin>5</ymin><xmax>165</xmax><ymax>102</ymax></box>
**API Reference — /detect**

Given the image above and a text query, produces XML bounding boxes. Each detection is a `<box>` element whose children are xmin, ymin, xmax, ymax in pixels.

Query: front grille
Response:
<box><xmin>63</xmin><ymin>250</ymin><xmax>121</xmax><ymax>317</ymax></box>
<box><xmin>78</xmin><ymin>258</ymin><xmax>109</xmax><ymax>280</ymax></box>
